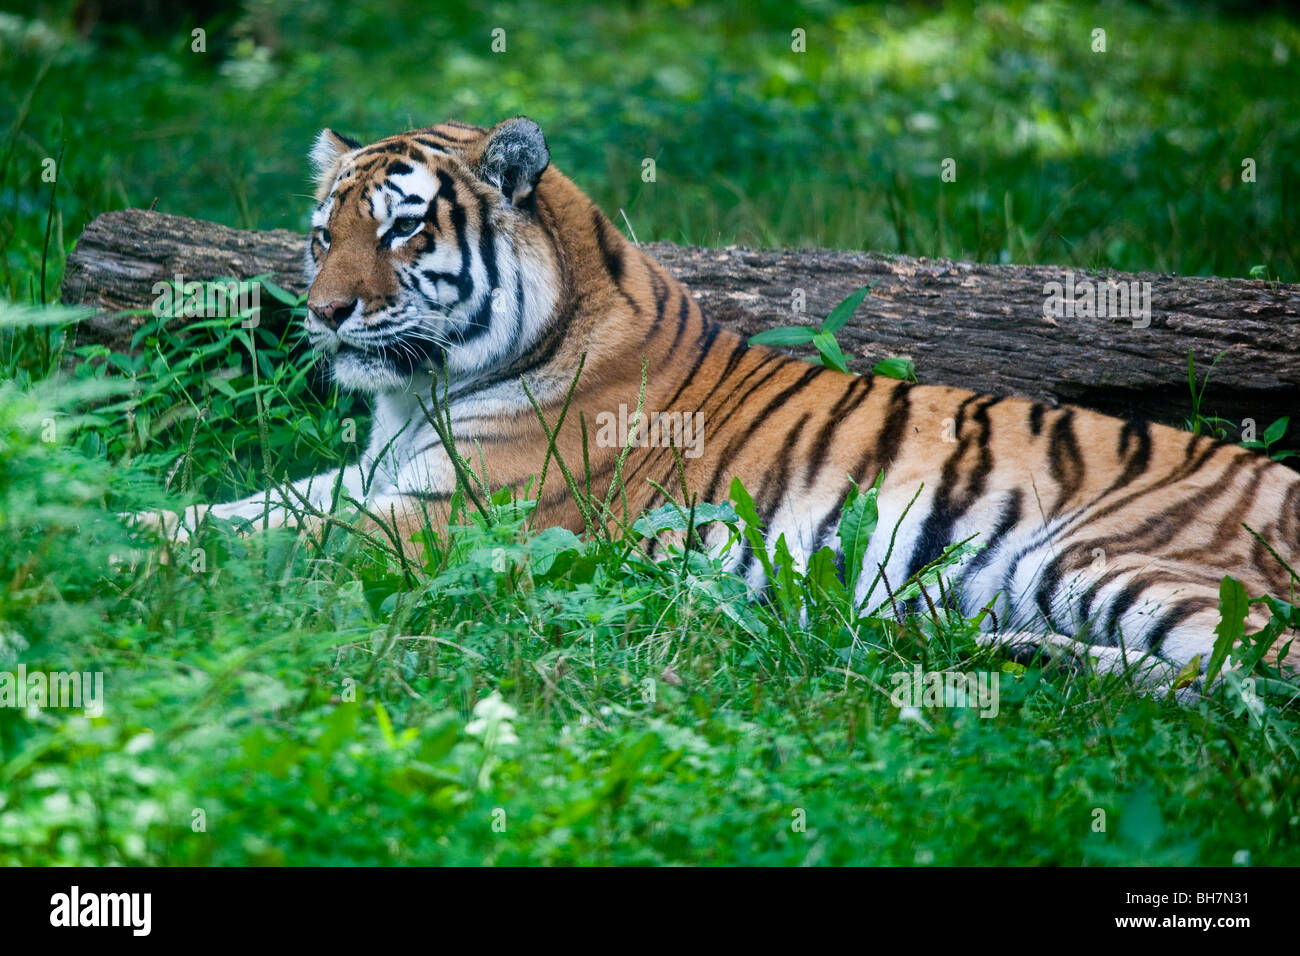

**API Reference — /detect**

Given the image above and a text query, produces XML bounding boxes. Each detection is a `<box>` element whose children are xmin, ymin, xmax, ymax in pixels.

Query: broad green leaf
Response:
<box><xmin>685</xmin><ymin>573</ymin><xmax>769</xmax><ymax>639</ymax></box>
<box><xmin>729</xmin><ymin>476</ymin><xmax>776</xmax><ymax>582</ymax></box>
<box><xmin>749</xmin><ymin>325</ymin><xmax>816</xmax><ymax>347</ymax></box>
<box><xmin>529</xmin><ymin>526</ymin><xmax>583</xmax><ymax>576</ymax></box>
<box><xmin>836</xmin><ymin>473</ymin><xmax>881</xmax><ymax>597</ymax></box>
<box><xmin>812</xmin><ymin>330</ymin><xmax>850</xmax><ymax>374</ymax></box>
<box><xmin>728</xmin><ymin>476</ymin><xmax>761</xmax><ymax>529</ymax></box>
<box><xmin>1171</xmin><ymin>654</ymin><xmax>1202</xmax><ymax>691</ymax></box>
<box><xmin>1263</xmin><ymin>416</ymin><xmax>1289</xmax><ymax>446</ymax></box>
<box><xmin>631</xmin><ymin>501</ymin><xmax>738</xmax><ymax>537</ymax></box>
<box><xmin>821</xmin><ymin>282</ymin><xmax>876</xmax><ymax>334</ymax></box>
<box><xmin>804</xmin><ymin>546</ymin><xmax>846</xmax><ymax>605</ymax></box>
<box><xmin>259</xmin><ymin>276</ymin><xmax>301</xmax><ymax>306</ymax></box>
<box><xmin>374</xmin><ymin>700</ymin><xmax>397</xmax><ymax>748</ymax></box>
<box><xmin>209</xmin><ymin>376</ymin><xmax>238</xmax><ymax>399</ymax></box>
<box><xmin>773</xmin><ymin>532</ymin><xmax>798</xmax><ymax>618</ymax></box>
<box><xmin>872</xmin><ymin>357</ymin><xmax>917</xmax><ymax>382</ymax></box>
<box><xmin>1207</xmin><ymin>575</ymin><xmax>1249</xmax><ymax>686</ymax></box>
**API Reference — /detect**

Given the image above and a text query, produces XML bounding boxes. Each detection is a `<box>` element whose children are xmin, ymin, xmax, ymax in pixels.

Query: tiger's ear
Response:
<box><xmin>477</xmin><ymin>117</ymin><xmax>550</xmax><ymax>210</ymax></box>
<box><xmin>309</xmin><ymin>128</ymin><xmax>361</xmax><ymax>192</ymax></box>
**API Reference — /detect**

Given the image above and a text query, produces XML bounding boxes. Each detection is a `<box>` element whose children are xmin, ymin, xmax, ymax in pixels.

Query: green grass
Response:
<box><xmin>2</xmin><ymin>291</ymin><xmax>1298</xmax><ymax>866</ymax></box>
<box><xmin>1</xmin><ymin>1</ymin><xmax>1299</xmax><ymax>865</ymax></box>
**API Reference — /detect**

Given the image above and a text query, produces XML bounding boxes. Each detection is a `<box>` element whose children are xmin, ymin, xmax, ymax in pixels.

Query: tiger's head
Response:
<box><xmin>303</xmin><ymin>117</ymin><xmax>561</xmax><ymax>393</ymax></box>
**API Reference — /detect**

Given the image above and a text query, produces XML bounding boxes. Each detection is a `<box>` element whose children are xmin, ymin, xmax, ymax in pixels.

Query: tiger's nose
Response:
<box><xmin>310</xmin><ymin>298</ymin><xmax>357</xmax><ymax>329</ymax></box>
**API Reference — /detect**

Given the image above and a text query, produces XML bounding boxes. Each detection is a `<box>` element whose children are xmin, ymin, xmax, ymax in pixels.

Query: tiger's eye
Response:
<box><xmin>320</xmin><ymin>227</ymin><xmax>331</xmax><ymax>245</ymax></box>
<box><xmin>392</xmin><ymin>217</ymin><xmax>422</xmax><ymax>237</ymax></box>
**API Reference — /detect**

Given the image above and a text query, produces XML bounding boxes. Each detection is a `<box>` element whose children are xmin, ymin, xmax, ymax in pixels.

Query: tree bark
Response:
<box><xmin>62</xmin><ymin>208</ymin><xmax>1299</xmax><ymax>429</ymax></box>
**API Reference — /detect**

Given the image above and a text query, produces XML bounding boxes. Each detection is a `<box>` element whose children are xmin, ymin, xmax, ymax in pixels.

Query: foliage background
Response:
<box><xmin>4</xmin><ymin>0</ymin><xmax>1300</xmax><ymax>296</ymax></box>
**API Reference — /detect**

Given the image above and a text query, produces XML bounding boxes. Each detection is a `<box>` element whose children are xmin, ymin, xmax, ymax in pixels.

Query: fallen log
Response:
<box><xmin>61</xmin><ymin>208</ymin><xmax>1300</xmax><ymax>431</ymax></box>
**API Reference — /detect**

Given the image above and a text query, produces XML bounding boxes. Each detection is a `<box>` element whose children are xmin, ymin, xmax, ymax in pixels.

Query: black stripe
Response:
<box><xmin>802</xmin><ymin>367</ymin><xmax>906</xmax><ymax>595</ymax></box>
<box><xmin>803</xmin><ymin>375</ymin><xmax>875</xmax><ymax>486</ymax></box>
<box><xmin>413</xmin><ymin>136</ymin><xmax>453</xmax><ymax>153</ymax></box>
<box><xmin>848</xmin><ymin>380</ymin><xmax>914</xmax><ymax>489</ymax></box>
<box><xmin>431</xmin><ymin>218</ymin><xmax>473</xmax><ymax>301</ymax></box>
<box><xmin>703</xmin><ymin>365</ymin><xmax>823</xmax><ymax>502</ymax></box>
<box><xmin>1071</xmin><ymin>447</ymin><xmax>1255</xmax><ymax>564</ymax></box>
<box><xmin>675</xmin><ymin>290</ymin><xmax>692</xmax><ymax>340</ymax></box>
<box><xmin>1076</xmin><ymin>560</ymin><xmax>1119</xmax><ymax>628</ymax></box>
<box><xmin>1037</xmin><ymin>448</ymin><xmax>1257</xmax><ymax>644</ymax></box>
<box><xmin>452</xmin><ymin>193</ymin><xmax>501</xmax><ymax>343</ymax></box>
<box><xmin>756</xmin><ymin>414</ymin><xmax>809</xmax><ymax>527</ymax></box>
<box><xmin>1028</xmin><ymin>402</ymin><xmax>1047</xmax><ymax>436</ymax></box>
<box><xmin>1101</xmin><ymin>575</ymin><xmax>1157</xmax><ymax>647</ymax></box>
<box><xmin>1143</xmin><ymin>597</ymin><xmax>1218</xmax><ymax>656</ymax></box>
<box><xmin>417</xmin><ymin>130</ymin><xmax>469</xmax><ymax>148</ymax></box>
<box><xmin>1051</xmin><ymin>428</ymin><xmax>1225</xmax><ymax>543</ymax></box>
<box><xmin>963</xmin><ymin>488</ymin><xmax>1024</xmax><ymax>582</ymax></box>
<box><xmin>1031</xmin><ymin>545</ymin><xmax>1070</xmax><ymax>634</ymax></box>
<box><xmin>714</xmin><ymin>337</ymin><xmax>753</xmax><ymax>387</ymax></box>
<box><xmin>470</xmin><ymin>291</ymin><xmax>584</xmax><ymax>395</ymax></box>
<box><xmin>351</xmin><ymin>143</ymin><xmax>394</xmax><ymax>160</ymax></box>
<box><xmin>645</xmin><ymin>267</ymin><xmax>670</xmax><ymax>341</ymax></box>
<box><xmin>593</xmin><ymin>209</ymin><xmax>626</xmax><ymax>286</ymax></box>
<box><xmin>904</xmin><ymin>396</ymin><xmax>998</xmax><ymax>581</ymax></box>
<box><xmin>657</xmin><ymin>321</ymin><xmax>726</xmax><ymax>415</ymax></box>
<box><xmin>1046</xmin><ymin>409</ymin><xmax>1085</xmax><ymax>515</ymax></box>
<box><xmin>1101</xmin><ymin>418</ymin><xmax>1152</xmax><ymax>497</ymax></box>
<box><xmin>689</xmin><ymin>350</ymin><xmax>789</xmax><ymax>442</ymax></box>
<box><xmin>616</xmin><ymin>324</ymin><xmax>729</xmax><ymax>494</ymax></box>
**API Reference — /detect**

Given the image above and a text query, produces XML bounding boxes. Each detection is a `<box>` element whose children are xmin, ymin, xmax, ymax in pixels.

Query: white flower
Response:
<box><xmin>466</xmin><ymin>691</ymin><xmax>519</xmax><ymax>747</ymax></box>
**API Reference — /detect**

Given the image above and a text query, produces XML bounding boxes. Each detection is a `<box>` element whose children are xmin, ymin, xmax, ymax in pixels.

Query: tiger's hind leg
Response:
<box><xmin>976</xmin><ymin>628</ymin><xmax>1185</xmax><ymax>693</ymax></box>
<box><xmin>980</xmin><ymin>563</ymin><xmax>1291</xmax><ymax>698</ymax></box>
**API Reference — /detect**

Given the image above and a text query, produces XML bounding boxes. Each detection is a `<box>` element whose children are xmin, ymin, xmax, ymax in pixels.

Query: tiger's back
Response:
<box><xmin>581</xmin><ymin>315</ymin><xmax>1299</xmax><ymax>673</ymax></box>
<box><xmin>672</xmin><ymin>361</ymin><xmax>1298</xmax><ymax>668</ymax></box>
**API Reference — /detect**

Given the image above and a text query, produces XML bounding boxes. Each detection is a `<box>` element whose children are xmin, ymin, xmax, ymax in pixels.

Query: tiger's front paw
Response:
<box><xmin>128</xmin><ymin>506</ymin><xmax>208</xmax><ymax>539</ymax></box>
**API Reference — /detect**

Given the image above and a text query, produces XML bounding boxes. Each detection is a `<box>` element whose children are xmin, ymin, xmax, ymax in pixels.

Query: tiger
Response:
<box><xmin>166</xmin><ymin>115</ymin><xmax>1299</xmax><ymax>688</ymax></box>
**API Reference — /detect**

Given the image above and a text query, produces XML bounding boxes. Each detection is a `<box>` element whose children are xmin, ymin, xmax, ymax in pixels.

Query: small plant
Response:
<box><xmin>748</xmin><ymin>282</ymin><xmax>918</xmax><ymax>381</ymax></box>
<box><xmin>1247</xmin><ymin>264</ymin><xmax>1283</xmax><ymax>289</ymax></box>
<box><xmin>1208</xmin><ymin>568</ymin><xmax>1299</xmax><ymax>750</ymax></box>
<box><xmin>1183</xmin><ymin>350</ymin><xmax>1233</xmax><ymax>439</ymax></box>
<box><xmin>1184</xmin><ymin>350</ymin><xmax>1298</xmax><ymax>460</ymax></box>
<box><xmin>1242</xmin><ymin>415</ymin><xmax>1298</xmax><ymax>463</ymax></box>
<box><xmin>870</xmin><ymin>356</ymin><xmax>918</xmax><ymax>382</ymax></box>
<box><xmin>749</xmin><ymin>283</ymin><xmax>872</xmax><ymax>374</ymax></box>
